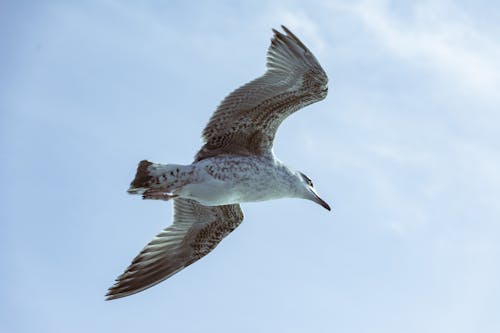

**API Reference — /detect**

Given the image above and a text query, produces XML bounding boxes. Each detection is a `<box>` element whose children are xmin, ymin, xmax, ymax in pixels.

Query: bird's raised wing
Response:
<box><xmin>106</xmin><ymin>199</ymin><xmax>243</xmax><ymax>300</ymax></box>
<box><xmin>195</xmin><ymin>25</ymin><xmax>328</xmax><ymax>161</ymax></box>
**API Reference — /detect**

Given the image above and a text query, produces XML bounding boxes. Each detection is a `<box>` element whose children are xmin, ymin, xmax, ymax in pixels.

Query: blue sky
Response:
<box><xmin>2</xmin><ymin>0</ymin><xmax>500</xmax><ymax>332</ymax></box>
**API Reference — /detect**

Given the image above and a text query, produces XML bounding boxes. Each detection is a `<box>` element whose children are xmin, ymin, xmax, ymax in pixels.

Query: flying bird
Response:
<box><xmin>106</xmin><ymin>26</ymin><xmax>330</xmax><ymax>300</ymax></box>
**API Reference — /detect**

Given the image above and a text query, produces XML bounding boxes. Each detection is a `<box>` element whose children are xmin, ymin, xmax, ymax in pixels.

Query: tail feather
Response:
<box><xmin>127</xmin><ymin>160</ymin><xmax>192</xmax><ymax>196</ymax></box>
<box><xmin>128</xmin><ymin>160</ymin><xmax>154</xmax><ymax>193</ymax></box>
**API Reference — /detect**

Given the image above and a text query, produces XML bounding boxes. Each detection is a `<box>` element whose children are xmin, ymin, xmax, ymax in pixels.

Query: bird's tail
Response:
<box><xmin>127</xmin><ymin>160</ymin><xmax>191</xmax><ymax>197</ymax></box>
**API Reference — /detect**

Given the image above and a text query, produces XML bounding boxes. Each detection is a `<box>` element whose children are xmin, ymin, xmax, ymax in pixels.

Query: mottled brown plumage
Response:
<box><xmin>106</xmin><ymin>25</ymin><xmax>328</xmax><ymax>300</ymax></box>
<box><xmin>195</xmin><ymin>26</ymin><xmax>327</xmax><ymax>161</ymax></box>
<box><xmin>106</xmin><ymin>199</ymin><xmax>242</xmax><ymax>300</ymax></box>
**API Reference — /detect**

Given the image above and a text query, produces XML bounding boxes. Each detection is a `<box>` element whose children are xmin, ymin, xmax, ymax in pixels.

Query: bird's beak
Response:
<box><xmin>311</xmin><ymin>191</ymin><xmax>331</xmax><ymax>211</ymax></box>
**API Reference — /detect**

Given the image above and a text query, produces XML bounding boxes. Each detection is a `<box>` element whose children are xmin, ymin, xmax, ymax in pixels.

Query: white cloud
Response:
<box><xmin>275</xmin><ymin>10</ymin><xmax>327</xmax><ymax>53</ymax></box>
<box><xmin>259</xmin><ymin>7</ymin><xmax>328</xmax><ymax>55</ymax></box>
<box><xmin>329</xmin><ymin>0</ymin><xmax>500</xmax><ymax>101</ymax></box>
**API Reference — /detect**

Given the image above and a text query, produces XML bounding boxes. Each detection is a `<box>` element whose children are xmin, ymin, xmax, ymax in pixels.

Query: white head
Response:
<box><xmin>297</xmin><ymin>171</ymin><xmax>331</xmax><ymax>211</ymax></box>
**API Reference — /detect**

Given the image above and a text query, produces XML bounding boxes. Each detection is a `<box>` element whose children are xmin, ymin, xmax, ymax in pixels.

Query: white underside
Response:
<box><xmin>172</xmin><ymin>156</ymin><xmax>301</xmax><ymax>206</ymax></box>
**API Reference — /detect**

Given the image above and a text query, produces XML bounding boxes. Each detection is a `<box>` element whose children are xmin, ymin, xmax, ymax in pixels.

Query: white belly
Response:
<box><xmin>173</xmin><ymin>156</ymin><xmax>297</xmax><ymax>206</ymax></box>
<box><xmin>176</xmin><ymin>180</ymin><xmax>243</xmax><ymax>206</ymax></box>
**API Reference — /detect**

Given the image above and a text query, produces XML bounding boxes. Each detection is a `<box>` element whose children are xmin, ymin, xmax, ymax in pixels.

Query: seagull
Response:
<box><xmin>106</xmin><ymin>25</ymin><xmax>330</xmax><ymax>300</ymax></box>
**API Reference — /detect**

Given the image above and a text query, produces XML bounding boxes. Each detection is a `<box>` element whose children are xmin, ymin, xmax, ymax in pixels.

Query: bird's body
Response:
<box><xmin>131</xmin><ymin>153</ymin><xmax>304</xmax><ymax>206</ymax></box>
<box><xmin>107</xmin><ymin>26</ymin><xmax>331</xmax><ymax>300</ymax></box>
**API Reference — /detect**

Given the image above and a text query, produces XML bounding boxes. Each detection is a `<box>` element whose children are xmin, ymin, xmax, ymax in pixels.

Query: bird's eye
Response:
<box><xmin>300</xmin><ymin>172</ymin><xmax>314</xmax><ymax>187</ymax></box>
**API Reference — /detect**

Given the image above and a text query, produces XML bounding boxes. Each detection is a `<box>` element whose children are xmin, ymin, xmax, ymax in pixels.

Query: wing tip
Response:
<box><xmin>268</xmin><ymin>25</ymin><xmax>313</xmax><ymax>70</ymax></box>
<box><xmin>280</xmin><ymin>24</ymin><xmax>291</xmax><ymax>34</ymax></box>
<box><xmin>105</xmin><ymin>288</ymin><xmax>123</xmax><ymax>301</ymax></box>
<box><xmin>105</xmin><ymin>280</ymin><xmax>141</xmax><ymax>301</ymax></box>
<box><xmin>105</xmin><ymin>280</ymin><xmax>126</xmax><ymax>300</ymax></box>
<box><xmin>279</xmin><ymin>25</ymin><xmax>308</xmax><ymax>51</ymax></box>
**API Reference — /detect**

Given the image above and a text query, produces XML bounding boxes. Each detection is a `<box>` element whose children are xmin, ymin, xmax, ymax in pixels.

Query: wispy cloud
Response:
<box><xmin>301</xmin><ymin>1</ymin><xmax>500</xmax><ymax>238</ymax></box>
<box><xmin>330</xmin><ymin>0</ymin><xmax>500</xmax><ymax>101</ymax></box>
<box><xmin>270</xmin><ymin>9</ymin><xmax>327</xmax><ymax>53</ymax></box>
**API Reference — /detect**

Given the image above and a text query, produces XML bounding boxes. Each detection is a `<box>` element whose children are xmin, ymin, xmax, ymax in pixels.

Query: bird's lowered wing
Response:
<box><xmin>106</xmin><ymin>199</ymin><xmax>243</xmax><ymax>300</ymax></box>
<box><xmin>195</xmin><ymin>25</ymin><xmax>328</xmax><ymax>161</ymax></box>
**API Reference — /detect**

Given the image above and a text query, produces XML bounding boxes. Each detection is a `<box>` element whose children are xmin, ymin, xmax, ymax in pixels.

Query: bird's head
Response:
<box><xmin>297</xmin><ymin>171</ymin><xmax>331</xmax><ymax>211</ymax></box>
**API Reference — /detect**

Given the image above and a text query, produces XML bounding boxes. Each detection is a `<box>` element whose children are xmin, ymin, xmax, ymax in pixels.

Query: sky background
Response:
<box><xmin>2</xmin><ymin>0</ymin><xmax>500</xmax><ymax>332</ymax></box>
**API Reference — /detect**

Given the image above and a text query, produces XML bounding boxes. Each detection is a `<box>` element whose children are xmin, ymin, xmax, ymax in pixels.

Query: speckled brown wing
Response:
<box><xmin>106</xmin><ymin>199</ymin><xmax>243</xmax><ymax>300</ymax></box>
<box><xmin>195</xmin><ymin>25</ymin><xmax>328</xmax><ymax>161</ymax></box>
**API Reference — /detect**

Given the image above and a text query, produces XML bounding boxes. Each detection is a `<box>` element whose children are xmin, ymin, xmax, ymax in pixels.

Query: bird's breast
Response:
<box><xmin>177</xmin><ymin>156</ymin><xmax>297</xmax><ymax>206</ymax></box>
